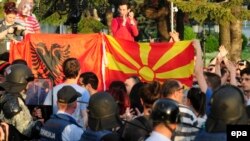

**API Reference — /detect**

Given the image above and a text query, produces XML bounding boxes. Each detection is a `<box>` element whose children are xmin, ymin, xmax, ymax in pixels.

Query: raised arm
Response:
<box><xmin>193</xmin><ymin>39</ymin><xmax>208</xmax><ymax>93</ymax></box>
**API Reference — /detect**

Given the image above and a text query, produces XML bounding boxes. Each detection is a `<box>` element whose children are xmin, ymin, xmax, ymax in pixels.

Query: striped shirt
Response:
<box><xmin>15</xmin><ymin>14</ymin><xmax>40</xmax><ymax>33</ymax></box>
<box><xmin>173</xmin><ymin>104</ymin><xmax>200</xmax><ymax>141</ymax></box>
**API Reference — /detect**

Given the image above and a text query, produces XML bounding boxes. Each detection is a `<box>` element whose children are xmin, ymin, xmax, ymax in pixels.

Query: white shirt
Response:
<box><xmin>146</xmin><ymin>131</ymin><xmax>171</xmax><ymax>141</ymax></box>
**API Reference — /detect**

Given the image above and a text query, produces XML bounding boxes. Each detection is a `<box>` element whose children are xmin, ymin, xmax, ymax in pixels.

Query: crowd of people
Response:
<box><xmin>0</xmin><ymin>0</ymin><xmax>250</xmax><ymax>141</ymax></box>
<box><xmin>0</xmin><ymin>35</ymin><xmax>249</xmax><ymax>141</ymax></box>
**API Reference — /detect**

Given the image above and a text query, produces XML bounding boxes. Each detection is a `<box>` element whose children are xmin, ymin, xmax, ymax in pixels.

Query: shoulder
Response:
<box><xmin>62</xmin><ymin>124</ymin><xmax>84</xmax><ymax>140</ymax></box>
<box><xmin>178</xmin><ymin>104</ymin><xmax>198</xmax><ymax>123</ymax></box>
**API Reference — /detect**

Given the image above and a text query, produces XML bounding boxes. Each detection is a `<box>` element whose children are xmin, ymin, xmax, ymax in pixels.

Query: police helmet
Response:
<box><xmin>0</xmin><ymin>64</ymin><xmax>34</xmax><ymax>93</ymax></box>
<box><xmin>151</xmin><ymin>98</ymin><xmax>180</xmax><ymax>124</ymax></box>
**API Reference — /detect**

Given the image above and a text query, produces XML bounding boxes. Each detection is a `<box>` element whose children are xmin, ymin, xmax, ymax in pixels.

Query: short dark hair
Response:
<box><xmin>62</xmin><ymin>58</ymin><xmax>80</xmax><ymax>79</ymax></box>
<box><xmin>79</xmin><ymin>72</ymin><xmax>99</xmax><ymax>90</ymax></box>
<box><xmin>4</xmin><ymin>2</ymin><xmax>18</xmax><ymax>15</ymax></box>
<box><xmin>160</xmin><ymin>79</ymin><xmax>180</xmax><ymax>98</ymax></box>
<box><xmin>187</xmin><ymin>87</ymin><xmax>206</xmax><ymax>117</ymax></box>
<box><xmin>118</xmin><ymin>0</ymin><xmax>130</xmax><ymax>9</ymax></box>
<box><xmin>204</xmin><ymin>72</ymin><xmax>221</xmax><ymax>91</ymax></box>
<box><xmin>240</xmin><ymin>67</ymin><xmax>250</xmax><ymax>76</ymax></box>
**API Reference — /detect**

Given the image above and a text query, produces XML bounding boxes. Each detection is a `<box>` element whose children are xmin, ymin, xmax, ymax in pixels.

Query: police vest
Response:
<box><xmin>39</xmin><ymin>113</ymin><xmax>81</xmax><ymax>141</ymax></box>
<box><xmin>81</xmin><ymin>128</ymin><xmax>112</xmax><ymax>141</ymax></box>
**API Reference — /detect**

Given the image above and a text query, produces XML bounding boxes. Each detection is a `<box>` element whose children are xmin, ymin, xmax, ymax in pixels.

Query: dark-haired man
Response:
<box><xmin>111</xmin><ymin>0</ymin><xmax>139</xmax><ymax>41</ymax></box>
<box><xmin>43</xmin><ymin>58</ymin><xmax>90</xmax><ymax>128</ymax></box>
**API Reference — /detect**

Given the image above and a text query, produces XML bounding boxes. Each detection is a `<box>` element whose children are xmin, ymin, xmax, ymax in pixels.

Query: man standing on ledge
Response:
<box><xmin>111</xmin><ymin>0</ymin><xmax>139</xmax><ymax>41</ymax></box>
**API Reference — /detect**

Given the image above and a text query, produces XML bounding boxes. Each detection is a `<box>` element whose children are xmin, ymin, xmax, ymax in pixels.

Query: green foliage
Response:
<box><xmin>39</xmin><ymin>13</ymin><xmax>67</xmax><ymax>26</ymax></box>
<box><xmin>172</xmin><ymin>0</ymin><xmax>249</xmax><ymax>24</ymax></box>
<box><xmin>78</xmin><ymin>18</ymin><xmax>106</xmax><ymax>33</ymax></box>
<box><xmin>242</xmin><ymin>33</ymin><xmax>248</xmax><ymax>50</ymax></box>
<box><xmin>205</xmin><ymin>34</ymin><xmax>219</xmax><ymax>53</ymax></box>
<box><xmin>184</xmin><ymin>26</ymin><xmax>197</xmax><ymax>40</ymax></box>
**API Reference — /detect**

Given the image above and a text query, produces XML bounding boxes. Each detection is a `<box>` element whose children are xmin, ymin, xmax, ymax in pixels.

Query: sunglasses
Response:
<box><xmin>177</xmin><ymin>85</ymin><xmax>185</xmax><ymax>91</ymax></box>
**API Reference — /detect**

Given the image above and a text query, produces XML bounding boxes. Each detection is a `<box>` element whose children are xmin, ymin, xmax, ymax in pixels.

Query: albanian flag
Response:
<box><xmin>104</xmin><ymin>35</ymin><xmax>194</xmax><ymax>88</ymax></box>
<box><xmin>9</xmin><ymin>33</ymin><xmax>104</xmax><ymax>90</ymax></box>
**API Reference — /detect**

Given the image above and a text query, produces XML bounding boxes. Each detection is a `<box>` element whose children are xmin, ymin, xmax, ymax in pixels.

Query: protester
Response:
<box><xmin>122</xmin><ymin>81</ymin><xmax>161</xmax><ymax>141</ymax></box>
<box><xmin>16</xmin><ymin>0</ymin><xmax>40</xmax><ymax>33</ymax></box>
<box><xmin>129</xmin><ymin>82</ymin><xmax>145</xmax><ymax>114</ymax></box>
<box><xmin>161</xmin><ymin>79</ymin><xmax>199</xmax><ymax>141</ymax></box>
<box><xmin>195</xmin><ymin>85</ymin><xmax>248</xmax><ymax>141</ymax></box>
<box><xmin>108</xmin><ymin>80</ymin><xmax>130</xmax><ymax>115</ymax></box>
<box><xmin>240</xmin><ymin>67</ymin><xmax>250</xmax><ymax>105</ymax></box>
<box><xmin>124</xmin><ymin>75</ymin><xmax>141</xmax><ymax>95</ymax></box>
<box><xmin>40</xmin><ymin>86</ymin><xmax>84</xmax><ymax>141</ymax></box>
<box><xmin>111</xmin><ymin>0</ymin><xmax>139</xmax><ymax>41</ymax></box>
<box><xmin>0</xmin><ymin>2</ymin><xmax>26</xmax><ymax>54</ymax></box>
<box><xmin>78</xmin><ymin>72</ymin><xmax>99</xmax><ymax>96</ymax></box>
<box><xmin>186</xmin><ymin>87</ymin><xmax>207</xmax><ymax>128</ymax></box>
<box><xmin>146</xmin><ymin>98</ymin><xmax>180</xmax><ymax>141</ymax></box>
<box><xmin>0</xmin><ymin>64</ymin><xmax>42</xmax><ymax>140</ymax></box>
<box><xmin>43</xmin><ymin>58</ymin><xmax>90</xmax><ymax>128</ymax></box>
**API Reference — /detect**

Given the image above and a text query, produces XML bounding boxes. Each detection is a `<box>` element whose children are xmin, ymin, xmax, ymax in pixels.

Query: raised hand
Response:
<box><xmin>169</xmin><ymin>31</ymin><xmax>180</xmax><ymax>42</ymax></box>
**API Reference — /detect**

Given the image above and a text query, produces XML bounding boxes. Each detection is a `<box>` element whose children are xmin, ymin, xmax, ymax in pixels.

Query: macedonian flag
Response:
<box><xmin>104</xmin><ymin>35</ymin><xmax>194</xmax><ymax>88</ymax></box>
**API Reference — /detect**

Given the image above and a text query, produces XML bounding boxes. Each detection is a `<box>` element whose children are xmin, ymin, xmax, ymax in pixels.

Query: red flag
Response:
<box><xmin>9</xmin><ymin>33</ymin><xmax>104</xmax><ymax>90</ymax></box>
<box><xmin>104</xmin><ymin>35</ymin><xmax>194</xmax><ymax>88</ymax></box>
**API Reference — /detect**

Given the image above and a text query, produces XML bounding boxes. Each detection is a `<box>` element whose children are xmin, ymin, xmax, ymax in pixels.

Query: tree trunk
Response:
<box><xmin>143</xmin><ymin>6</ymin><xmax>170</xmax><ymax>41</ymax></box>
<box><xmin>219</xmin><ymin>21</ymin><xmax>231</xmax><ymax>51</ymax></box>
<box><xmin>230</xmin><ymin>19</ymin><xmax>242</xmax><ymax>62</ymax></box>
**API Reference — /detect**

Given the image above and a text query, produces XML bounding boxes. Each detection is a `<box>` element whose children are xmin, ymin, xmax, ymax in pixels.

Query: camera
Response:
<box><xmin>13</xmin><ymin>26</ymin><xmax>18</xmax><ymax>32</ymax></box>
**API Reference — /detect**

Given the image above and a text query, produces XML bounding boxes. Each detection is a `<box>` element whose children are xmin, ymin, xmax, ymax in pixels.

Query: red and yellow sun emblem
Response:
<box><xmin>104</xmin><ymin>35</ymin><xmax>195</xmax><ymax>87</ymax></box>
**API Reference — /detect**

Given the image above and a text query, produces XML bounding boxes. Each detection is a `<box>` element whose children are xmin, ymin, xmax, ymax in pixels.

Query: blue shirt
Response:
<box><xmin>205</xmin><ymin>88</ymin><xmax>213</xmax><ymax>115</ymax></box>
<box><xmin>194</xmin><ymin>129</ymin><xmax>226</xmax><ymax>141</ymax></box>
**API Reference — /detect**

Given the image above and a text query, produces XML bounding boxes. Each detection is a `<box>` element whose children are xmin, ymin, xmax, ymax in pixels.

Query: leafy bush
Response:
<box><xmin>205</xmin><ymin>34</ymin><xmax>219</xmax><ymax>53</ymax></box>
<box><xmin>184</xmin><ymin>26</ymin><xmax>197</xmax><ymax>40</ymax></box>
<box><xmin>242</xmin><ymin>34</ymin><xmax>248</xmax><ymax>50</ymax></box>
<box><xmin>78</xmin><ymin>18</ymin><xmax>106</xmax><ymax>33</ymax></box>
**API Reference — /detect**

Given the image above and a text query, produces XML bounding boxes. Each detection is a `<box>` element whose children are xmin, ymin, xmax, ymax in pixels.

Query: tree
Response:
<box><xmin>172</xmin><ymin>0</ymin><xmax>250</xmax><ymax>61</ymax></box>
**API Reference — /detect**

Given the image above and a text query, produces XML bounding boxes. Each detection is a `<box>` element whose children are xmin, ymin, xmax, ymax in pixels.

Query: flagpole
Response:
<box><xmin>170</xmin><ymin>2</ymin><xmax>174</xmax><ymax>32</ymax></box>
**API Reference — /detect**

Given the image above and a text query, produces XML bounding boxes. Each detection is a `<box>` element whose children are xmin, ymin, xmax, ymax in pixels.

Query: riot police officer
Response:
<box><xmin>146</xmin><ymin>98</ymin><xmax>181</xmax><ymax>141</ymax></box>
<box><xmin>0</xmin><ymin>64</ymin><xmax>42</xmax><ymax>140</ymax></box>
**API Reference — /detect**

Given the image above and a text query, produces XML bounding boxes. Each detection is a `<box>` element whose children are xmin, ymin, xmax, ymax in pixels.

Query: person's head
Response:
<box><xmin>139</xmin><ymin>81</ymin><xmax>161</xmax><ymax>111</ymax></box>
<box><xmin>129</xmin><ymin>82</ymin><xmax>145</xmax><ymax>113</ymax></box>
<box><xmin>124</xmin><ymin>75</ymin><xmax>140</xmax><ymax>95</ymax></box>
<box><xmin>78</xmin><ymin>72</ymin><xmax>99</xmax><ymax>93</ymax></box>
<box><xmin>240</xmin><ymin>67</ymin><xmax>250</xmax><ymax>93</ymax></box>
<box><xmin>17</xmin><ymin>0</ymin><xmax>34</xmax><ymax>16</ymax></box>
<box><xmin>187</xmin><ymin>87</ymin><xmax>206</xmax><ymax>117</ymax></box>
<box><xmin>108</xmin><ymin>81</ymin><xmax>129</xmax><ymax>115</ymax></box>
<box><xmin>204</xmin><ymin>72</ymin><xmax>221</xmax><ymax>91</ymax></box>
<box><xmin>57</xmin><ymin>86</ymin><xmax>81</xmax><ymax>114</ymax></box>
<box><xmin>206</xmin><ymin>85</ymin><xmax>248</xmax><ymax>132</ymax></box>
<box><xmin>4</xmin><ymin>2</ymin><xmax>18</xmax><ymax>24</ymax></box>
<box><xmin>0</xmin><ymin>64</ymin><xmax>34</xmax><ymax>93</ymax></box>
<box><xmin>118</xmin><ymin>0</ymin><xmax>130</xmax><ymax>17</ymax></box>
<box><xmin>62</xmin><ymin>58</ymin><xmax>80</xmax><ymax>79</ymax></box>
<box><xmin>88</xmin><ymin>92</ymin><xmax>121</xmax><ymax>131</ymax></box>
<box><xmin>237</xmin><ymin>60</ymin><xmax>250</xmax><ymax>71</ymax></box>
<box><xmin>160</xmin><ymin>79</ymin><xmax>185</xmax><ymax>103</ymax></box>
<box><xmin>151</xmin><ymin>98</ymin><xmax>180</xmax><ymax>132</ymax></box>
